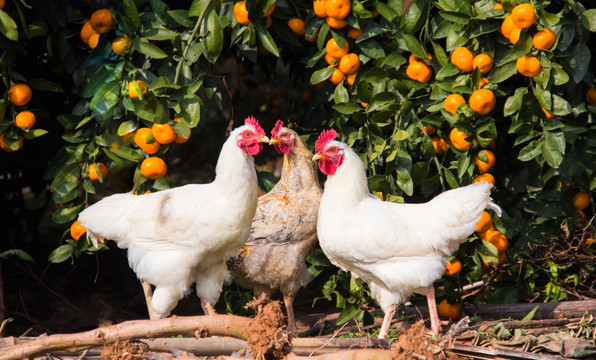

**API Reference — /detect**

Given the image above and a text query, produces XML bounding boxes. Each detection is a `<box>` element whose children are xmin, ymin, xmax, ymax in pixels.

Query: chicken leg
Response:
<box><xmin>200</xmin><ymin>298</ymin><xmax>217</xmax><ymax>316</ymax></box>
<box><xmin>283</xmin><ymin>295</ymin><xmax>297</xmax><ymax>333</ymax></box>
<box><xmin>141</xmin><ymin>280</ymin><xmax>163</xmax><ymax>320</ymax></box>
<box><xmin>426</xmin><ymin>284</ymin><xmax>442</xmax><ymax>336</ymax></box>
<box><xmin>378</xmin><ymin>304</ymin><xmax>397</xmax><ymax>339</ymax></box>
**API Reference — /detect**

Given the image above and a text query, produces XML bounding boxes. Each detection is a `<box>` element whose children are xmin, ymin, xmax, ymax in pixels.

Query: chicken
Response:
<box><xmin>77</xmin><ymin>117</ymin><xmax>269</xmax><ymax>319</ymax></box>
<box><xmin>229</xmin><ymin>120</ymin><xmax>322</xmax><ymax>333</ymax></box>
<box><xmin>312</xmin><ymin>129</ymin><xmax>501</xmax><ymax>338</ymax></box>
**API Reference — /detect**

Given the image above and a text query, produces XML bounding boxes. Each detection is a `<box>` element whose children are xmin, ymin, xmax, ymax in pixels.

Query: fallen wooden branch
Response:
<box><xmin>218</xmin><ymin>349</ymin><xmax>393</xmax><ymax>360</ymax></box>
<box><xmin>0</xmin><ymin>314</ymin><xmax>252</xmax><ymax>360</ymax></box>
<box><xmin>448</xmin><ymin>343</ymin><xmax>567</xmax><ymax>360</ymax></box>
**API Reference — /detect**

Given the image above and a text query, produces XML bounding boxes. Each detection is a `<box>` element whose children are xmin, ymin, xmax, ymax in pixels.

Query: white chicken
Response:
<box><xmin>312</xmin><ymin>129</ymin><xmax>501</xmax><ymax>338</ymax></box>
<box><xmin>77</xmin><ymin>117</ymin><xmax>269</xmax><ymax>319</ymax></box>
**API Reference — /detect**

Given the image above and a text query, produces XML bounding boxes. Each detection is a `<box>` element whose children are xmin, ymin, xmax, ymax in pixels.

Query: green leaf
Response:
<box><xmin>358</xmin><ymin>39</ymin><xmax>385</xmax><ymax>59</ymax></box>
<box><xmin>401</xmin><ymin>33</ymin><xmax>428</xmax><ymax>59</ymax></box>
<box><xmin>28</xmin><ymin>78</ymin><xmax>64</xmax><ymax>93</ymax></box>
<box><xmin>204</xmin><ymin>10</ymin><xmax>223</xmax><ymax>63</ymax></box>
<box><xmin>48</xmin><ymin>245</ymin><xmax>74</xmax><ymax>263</ymax></box>
<box><xmin>118</xmin><ymin>120</ymin><xmax>137</xmax><ymax>136</ymax></box>
<box><xmin>521</xmin><ymin>306</ymin><xmax>539</xmax><ymax>321</ymax></box>
<box><xmin>310</xmin><ymin>67</ymin><xmax>335</xmax><ymax>85</ymax></box>
<box><xmin>542</xmin><ymin>138</ymin><xmax>563</xmax><ymax>168</ymax></box>
<box><xmin>257</xmin><ymin>171</ymin><xmax>278</xmax><ymax>193</ymax></box>
<box><xmin>490</xmin><ymin>61</ymin><xmax>517</xmax><ymax>83</ymax></box>
<box><xmin>189</xmin><ymin>0</ymin><xmax>211</xmax><ymax>17</ymax></box>
<box><xmin>108</xmin><ymin>147</ymin><xmax>144</xmax><ymax>162</ymax></box>
<box><xmin>404</xmin><ymin>0</ymin><xmax>428</xmax><ymax>34</ymax></box>
<box><xmin>580</xmin><ymin>9</ymin><xmax>596</xmax><ymax>31</ymax></box>
<box><xmin>0</xmin><ymin>10</ymin><xmax>18</xmax><ymax>41</ymax></box>
<box><xmin>333</xmin><ymin>101</ymin><xmax>362</xmax><ymax>114</ymax></box>
<box><xmin>569</xmin><ymin>43</ymin><xmax>591</xmax><ymax>84</ymax></box>
<box><xmin>518</xmin><ymin>139</ymin><xmax>543</xmax><ymax>162</ymax></box>
<box><xmin>255</xmin><ymin>24</ymin><xmax>279</xmax><ymax>57</ymax></box>
<box><xmin>439</xmin><ymin>11</ymin><xmax>471</xmax><ymax>24</ymax></box>
<box><xmin>90</xmin><ymin>81</ymin><xmax>121</xmax><ymax>117</ymax></box>
<box><xmin>334</xmin><ymin>83</ymin><xmax>349</xmax><ymax>103</ymax></box>
<box><xmin>396</xmin><ymin>168</ymin><xmax>414</xmax><ymax>196</ymax></box>
<box><xmin>135</xmin><ymin>38</ymin><xmax>168</xmax><ymax>59</ymax></box>
<box><xmin>444</xmin><ymin>168</ymin><xmax>459</xmax><ymax>189</ymax></box>
<box><xmin>120</xmin><ymin>0</ymin><xmax>141</xmax><ymax>32</ymax></box>
<box><xmin>43</xmin><ymin>148</ymin><xmax>76</xmax><ymax>180</ymax></box>
<box><xmin>0</xmin><ymin>249</ymin><xmax>34</xmax><ymax>262</ymax></box>
<box><xmin>336</xmin><ymin>304</ymin><xmax>361</xmax><ymax>325</ymax></box>
<box><xmin>51</xmin><ymin>205</ymin><xmax>82</xmax><ymax>224</ymax></box>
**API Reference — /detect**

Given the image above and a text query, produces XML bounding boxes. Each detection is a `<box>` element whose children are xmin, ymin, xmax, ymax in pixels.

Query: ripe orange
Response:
<box><xmin>406</xmin><ymin>61</ymin><xmax>432</xmax><ymax>83</ymax></box>
<box><xmin>585</xmin><ymin>238</ymin><xmax>596</xmax><ymax>245</ymax></box>
<box><xmin>326</xmin><ymin>38</ymin><xmax>349</xmax><ymax>58</ymax></box>
<box><xmin>348</xmin><ymin>27</ymin><xmax>364</xmax><ymax>39</ymax></box>
<box><xmin>586</xmin><ymin>87</ymin><xmax>596</xmax><ymax>105</ymax></box>
<box><xmin>409</xmin><ymin>53</ymin><xmax>432</xmax><ymax>63</ymax></box>
<box><xmin>89</xmin><ymin>162</ymin><xmax>108</xmax><ymax>181</ymax></box>
<box><xmin>444</xmin><ymin>259</ymin><xmax>462</xmax><ymax>276</ymax></box>
<box><xmin>479</xmin><ymin>78</ymin><xmax>489</xmax><ymax>88</ymax></box>
<box><xmin>488</xmin><ymin>232</ymin><xmax>508</xmax><ymax>254</ymax></box>
<box><xmin>475</xmin><ymin>149</ymin><xmax>496</xmax><ymax>172</ymax></box>
<box><xmin>265</xmin><ymin>2</ymin><xmax>275</xmax><ymax>16</ymax></box>
<box><xmin>88</xmin><ymin>33</ymin><xmax>100</xmax><ymax>49</ymax></box>
<box><xmin>287</xmin><ymin>18</ymin><xmax>305</xmax><ymax>35</ymax></box>
<box><xmin>498</xmin><ymin>252</ymin><xmax>507</xmax><ymax>265</ymax></box>
<box><xmin>450</xmin><ymin>47</ymin><xmax>474</xmax><ymax>72</ymax></box>
<box><xmin>233</xmin><ymin>1</ymin><xmax>250</xmax><ymax>25</ymax></box>
<box><xmin>112</xmin><ymin>34</ymin><xmax>131</xmax><ymax>55</ymax></box>
<box><xmin>500</xmin><ymin>15</ymin><xmax>518</xmax><ymax>39</ymax></box>
<box><xmin>0</xmin><ymin>0</ymin><xmax>5</xmax><ymax>9</ymax></box>
<box><xmin>516</xmin><ymin>55</ymin><xmax>542</xmax><ymax>77</ymax></box>
<box><xmin>326</xmin><ymin>0</ymin><xmax>351</xmax><ymax>20</ymax></box>
<box><xmin>152</xmin><ymin>123</ymin><xmax>177</xmax><ymax>144</ymax></box>
<box><xmin>70</xmin><ymin>221</ymin><xmax>87</xmax><ymax>241</ymax></box>
<box><xmin>325</xmin><ymin>53</ymin><xmax>339</xmax><ymax>65</ymax></box>
<box><xmin>533</xmin><ymin>29</ymin><xmax>556</xmax><ymax>50</ymax></box>
<box><xmin>444</xmin><ymin>94</ymin><xmax>466</xmax><ymax>114</ymax></box>
<box><xmin>313</xmin><ymin>0</ymin><xmax>327</xmax><ymax>17</ymax></box>
<box><xmin>8</xmin><ymin>83</ymin><xmax>33</xmax><ymax>106</ymax></box>
<box><xmin>573</xmin><ymin>191</ymin><xmax>591</xmax><ymax>211</ymax></box>
<box><xmin>420</xmin><ymin>125</ymin><xmax>436</xmax><ymax>136</ymax></box>
<box><xmin>134</xmin><ymin>127</ymin><xmax>161</xmax><ymax>154</ymax></box>
<box><xmin>0</xmin><ymin>133</ymin><xmax>23</xmax><ymax>152</ymax></box>
<box><xmin>542</xmin><ymin>107</ymin><xmax>556</xmax><ymax>120</ymax></box>
<box><xmin>360</xmin><ymin>102</ymin><xmax>368</xmax><ymax>108</ymax></box>
<box><xmin>326</xmin><ymin>17</ymin><xmax>347</xmax><ymax>29</ymax></box>
<box><xmin>15</xmin><ymin>111</ymin><xmax>36</xmax><ymax>130</ymax></box>
<box><xmin>438</xmin><ymin>299</ymin><xmax>462</xmax><ymax>320</ymax></box>
<box><xmin>474</xmin><ymin>173</ymin><xmax>495</xmax><ymax>186</ymax></box>
<box><xmin>450</xmin><ymin>128</ymin><xmax>472</xmax><ymax>151</ymax></box>
<box><xmin>472</xmin><ymin>54</ymin><xmax>493</xmax><ymax>74</ymax></box>
<box><xmin>329</xmin><ymin>67</ymin><xmax>346</xmax><ymax>85</ymax></box>
<box><xmin>480</xmin><ymin>226</ymin><xmax>499</xmax><ymax>241</ymax></box>
<box><xmin>128</xmin><ymin>80</ymin><xmax>148</xmax><ymax>98</ymax></box>
<box><xmin>432</xmin><ymin>136</ymin><xmax>449</xmax><ymax>154</ymax></box>
<box><xmin>493</xmin><ymin>3</ymin><xmax>503</xmax><ymax>9</ymax></box>
<box><xmin>305</xmin><ymin>31</ymin><xmax>318</xmax><ymax>42</ymax></box>
<box><xmin>141</xmin><ymin>157</ymin><xmax>167</xmax><ymax>180</ymax></box>
<box><xmin>339</xmin><ymin>53</ymin><xmax>360</xmax><ymax>75</ymax></box>
<box><xmin>346</xmin><ymin>72</ymin><xmax>358</xmax><ymax>86</ymax></box>
<box><xmin>90</xmin><ymin>9</ymin><xmax>116</xmax><ymax>34</ymax></box>
<box><xmin>511</xmin><ymin>3</ymin><xmax>537</xmax><ymax>29</ymax></box>
<box><xmin>80</xmin><ymin>20</ymin><xmax>96</xmax><ymax>44</ymax></box>
<box><xmin>475</xmin><ymin>211</ymin><xmax>493</xmax><ymax>234</ymax></box>
<box><xmin>469</xmin><ymin>88</ymin><xmax>496</xmax><ymax>115</ymax></box>
<box><xmin>509</xmin><ymin>27</ymin><xmax>522</xmax><ymax>44</ymax></box>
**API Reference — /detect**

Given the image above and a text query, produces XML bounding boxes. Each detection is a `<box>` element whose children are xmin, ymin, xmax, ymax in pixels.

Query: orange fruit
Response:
<box><xmin>585</xmin><ymin>87</ymin><xmax>596</xmax><ymax>105</ymax></box>
<box><xmin>573</xmin><ymin>191</ymin><xmax>591</xmax><ymax>211</ymax></box>
<box><xmin>326</xmin><ymin>38</ymin><xmax>349</xmax><ymax>58</ymax></box>
<box><xmin>509</xmin><ymin>27</ymin><xmax>521</xmax><ymax>44</ymax></box>
<box><xmin>346</xmin><ymin>72</ymin><xmax>358</xmax><ymax>86</ymax></box>
<box><xmin>585</xmin><ymin>238</ymin><xmax>596</xmax><ymax>245</ymax></box>
<box><xmin>472</xmin><ymin>54</ymin><xmax>493</xmax><ymax>74</ymax></box>
<box><xmin>469</xmin><ymin>88</ymin><xmax>496</xmax><ymax>115</ymax></box>
<box><xmin>233</xmin><ymin>1</ymin><xmax>250</xmax><ymax>25</ymax></box>
<box><xmin>438</xmin><ymin>299</ymin><xmax>462</xmax><ymax>320</ymax></box>
<box><xmin>128</xmin><ymin>80</ymin><xmax>148</xmax><ymax>98</ymax></box>
<box><xmin>70</xmin><ymin>221</ymin><xmax>87</xmax><ymax>241</ymax></box>
<box><xmin>475</xmin><ymin>149</ymin><xmax>496</xmax><ymax>172</ymax></box>
<box><xmin>432</xmin><ymin>136</ymin><xmax>449</xmax><ymax>154</ymax></box>
<box><xmin>141</xmin><ymin>157</ymin><xmax>167</xmax><ymax>180</ymax></box>
<box><xmin>8</xmin><ymin>83</ymin><xmax>33</xmax><ymax>106</ymax></box>
<box><xmin>444</xmin><ymin>94</ymin><xmax>466</xmax><ymax>114</ymax></box>
<box><xmin>511</xmin><ymin>3</ymin><xmax>537</xmax><ymax>29</ymax></box>
<box><xmin>500</xmin><ymin>15</ymin><xmax>518</xmax><ymax>39</ymax></box>
<box><xmin>475</xmin><ymin>211</ymin><xmax>493</xmax><ymax>234</ymax></box>
<box><xmin>420</xmin><ymin>125</ymin><xmax>436</xmax><ymax>136</ymax></box>
<box><xmin>0</xmin><ymin>133</ymin><xmax>23</xmax><ymax>152</ymax></box>
<box><xmin>479</xmin><ymin>78</ymin><xmax>489</xmax><ymax>88</ymax></box>
<box><xmin>313</xmin><ymin>0</ymin><xmax>327</xmax><ymax>17</ymax></box>
<box><xmin>339</xmin><ymin>53</ymin><xmax>360</xmax><ymax>75</ymax></box>
<box><xmin>406</xmin><ymin>61</ymin><xmax>432</xmax><ymax>83</ymax></box>
<box><xmin>134</xmin><ymin>127</ymin><xmax>161</xmax><ymax>154</ymax></box>
<box><xmin>493</xmin><ymin>3</ymin><xmax>503</xmax><ymax>9</ymax></box>
<box><xmin>325</xmin><ymin>53</ymin><xmax>339</xmax><ymax>65</ymax></box>
<box><xmin>80</xmin><ymin>20</ymin><xmax>96</xmax><ymax>44</ymax></box>
<box><xmin>498</xmin><ymin>252</ymin><xmax>507</xmax><ymax>265</ymax></box>
<box><xmin>409</xmin><ymin>53</ymin><xmax>432</xmax><ymax>63</ymax></box>
<box><xmin>287</xmin><ymin>18</ymin><xmax>305</xmax><ymax>35</ymax></box>
<box><xmin>15</xmin><ymin>111</ymin><xmax>36</xmax><ymax>130</ymax></box>
<box><xmin>173</xmin><ymin>118</ymin><xmax>191</xmax><ymax>143</ymax></box>
<box><xmin>542</xmin><ymin>107</ymin><xmax>556</xmax><ymax>120</ymax></box>
<box><xmin>326</xmin><ymin>0</ymin><xmax>350</xmax><ymax>20</ymax></box>
<box><xmin>450</xmin><ymin>128</ymin><xmax>472</xmax><ymax>151</ymax></box>
<box><xmin>348</xmin><ymin>27</ymin><xmax>364</xmax><ymax>39</ymax></box>
<box><xmin>305</xmin><ymin>31</ymin><xmax>318</xmax><ymax>42</ymax></box>
<box><xmin>89</xmin><ymin>162</ymin><xmax>108</xmax><ymax>181</ymax></box>
<box><xmin>325</xmin><ymin>16</ymin><xmax>347</xmax><ymax>29</ymax></box>
<box><xmin>329</xmin><ymin>67</ymin><xmax>346</xmax><ymax>85</ymax></box>
<box><xmin>533</xmin><ymin>29</ymin><xmax>556</xmax><ymax>50</ymax></box>
<box><xmin>0</xmin><ymin>0</ymin><xmax>5</xmax><ymax>9</ymax></box>
<box><xmin>450</xmin><ymin>47</ymin><xmax>474</xmax><ymax>72</ymax></box>
<box><xmin>88</xmin><ymin>33</ymin><xmax>100</xmax><ymax>49</ymax></box>
<box><xmin>112</xmin><ymin>34</ymin><xmax>131</xmax><ymax>55</ymax></box>
<box><xmin>474</xmin><ymin>173</ymin><xmax>495</xmax><ymax>186</ymax></box>
<box><xmin>89</xmin><ymin>9</ymin><xmax>116</xmax><ymax>34</ymax></box>
<box><xmin>360</xmin><ymin>102</ymin><xmax>368</xmax><ymax>108</ymax></box>
<box><xmin>444</xmin><ymin>259</ymin><xmax>462</xmax><ymax>276</ymax></box>
<box><xmin>265</xmin><ymin>2</ymin><xmax>275</xmax><ymax>16</ymax></box>
<box><xmin>152</xmin><ymin>123</ymin><xmax>177</xmax><ymax>144</ymax></box>
<box><xmin>134</xmin><ymin>190</ymin><xmax>152</xmax><ymax>195</ymax></box>
<box><xmin>516</xmin><ymin>55</ymin><xmax>542</xmax><ymax>77</ymax></box>
<box><xmin>488</xmin><ymin>232</ymin><xmax>509</xmax><ymax>254</ymax></box>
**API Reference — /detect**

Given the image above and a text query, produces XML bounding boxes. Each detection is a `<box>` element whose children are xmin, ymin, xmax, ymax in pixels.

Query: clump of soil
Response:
<box><xmin>390</xmin><ymin>321</ymin><xmax>461</xmax><ymax>360</ymax></box>
<box><xmin>101</xmin><ymin>339</ymin><xmax>147</xmax><ymax>360</ymax></box>
<box><xmin>246</xmin><ymin>298</ymin><xmax>291</xmax><ymax>360</ymax></box>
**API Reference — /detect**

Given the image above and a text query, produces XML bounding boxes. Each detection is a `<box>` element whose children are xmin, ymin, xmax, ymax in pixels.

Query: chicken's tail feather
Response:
<box><xmin>487</xmin><ymin>200</ymin><xmax>502</xmax><ymax>217</ymax></box>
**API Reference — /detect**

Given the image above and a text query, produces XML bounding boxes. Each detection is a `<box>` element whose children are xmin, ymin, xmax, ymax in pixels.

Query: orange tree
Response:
<box><xmin>1</xmin><ymin>0</ymin><xmax>595</xmax><ymax>326</ymax></box>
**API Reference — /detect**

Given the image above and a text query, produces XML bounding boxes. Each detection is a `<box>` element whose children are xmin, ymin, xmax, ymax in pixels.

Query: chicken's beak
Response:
<box><xmin>269</xmin><ymin>138</ymin><xmax>281</xmax><ymax>145</ymax></box>
<box><xmin>257</xmin><ymin>136</ymin><xmax>270</xmax><ymax>143</ymax></box>
<box><xmin>312</xmin><ymin>154</ymin><xmax>324</xmax><ymax>161</ymax></box>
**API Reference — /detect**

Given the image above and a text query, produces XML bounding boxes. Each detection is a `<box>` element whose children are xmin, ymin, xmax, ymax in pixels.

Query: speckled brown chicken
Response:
<box><xmin>229</xmin><ymin>120</ymin><xmax>322</xmax><ymax>333</ymax></box>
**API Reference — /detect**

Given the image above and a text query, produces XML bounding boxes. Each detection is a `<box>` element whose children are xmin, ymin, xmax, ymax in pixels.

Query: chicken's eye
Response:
<box><xmin>282</xmin><ymin>133</ymin><xmax>288</xmax><ymax>137</ymax></box>
<box><xmin>244</xmin><ymin>131</ymin><xmax>252</xmax><ymax>138</ymax></box>
<box><xmin>329</xmin><ymin>148</ymin><xmax>336</xmax><ymax>153</ymax></box>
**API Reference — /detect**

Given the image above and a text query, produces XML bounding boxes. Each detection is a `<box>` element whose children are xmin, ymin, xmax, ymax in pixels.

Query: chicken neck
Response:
<box><xmin>211</xmin><ymin>128</ymin><xmax>259</xmax><ymax>196</ymax></box>
<box><xmin>272</xmin><ymin>138</ymin><xmax>320</xmax><ymax>194</ymax></box>
<box><xmin>320</xmin><ymin>146</ymin><xmax>370</xmax><ymax>209</ymax></box>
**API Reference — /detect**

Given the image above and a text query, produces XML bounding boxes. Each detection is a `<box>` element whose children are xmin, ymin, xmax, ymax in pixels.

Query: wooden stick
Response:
<box><xmin>448</xmin><ymin>343</ymin><xmax>567</xmax><ymax>360</ymax></box>
<box><xmin>0</xmin><ymin>314</ymin><xmax>252</xmax><ymax>360</ymax></box>
<box><xmin>219</xmin><ymin>349</ymin><xmax>393</xmax><ymax>360</ymax></box>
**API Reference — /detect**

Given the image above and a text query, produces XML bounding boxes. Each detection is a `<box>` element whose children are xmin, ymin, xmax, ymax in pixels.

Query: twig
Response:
<box><xmin>308</xmin><ymin>321</ymin><xmax>349</xmax><ymax>357</ymax></box>
<box><xmin>0</xmin><ymin>318</ymin><xmax>12</xmax><ymax>336</ymax></box>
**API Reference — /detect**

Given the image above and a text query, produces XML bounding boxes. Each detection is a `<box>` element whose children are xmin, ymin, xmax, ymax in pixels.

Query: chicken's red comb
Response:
<box><xmin>271</xmin><ymin>120</ymin><xmax>284</xmax><ymax>138</ymax></box>
<box><xmin>315</xmin><ymin>129</ymin><xmax>338</xmax><ymax>153</ymax></box>
<box><xmin>245</xmin><ymin>116</ymin><xmax>265</xmax><ymax>136</ymax></box>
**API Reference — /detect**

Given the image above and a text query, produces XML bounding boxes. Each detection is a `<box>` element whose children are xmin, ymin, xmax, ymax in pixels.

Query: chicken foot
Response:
<box><xmin>378</xmin><ymin>304</ymin><xmax>397</xmax><ymax>339</ymax></box>
<box><xmin>283</xmin><ymin>295</ymin><xmax>297</xmax><ymax>334</ymax></box>
<box><xmin>141</xmin><ymin>280</ymin><xmax>163</xmax><ymax>320</ymax></box>
<box><xmin>426</xmin><ymin>284</ymin><xmax>442</xmax><ymax>336</ymax></box>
